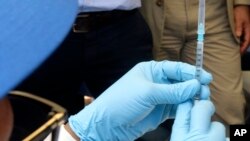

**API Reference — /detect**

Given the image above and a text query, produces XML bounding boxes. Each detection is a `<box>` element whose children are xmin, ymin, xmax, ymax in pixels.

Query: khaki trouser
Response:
<box><xmin>155</xmin><ymin>0</ymin><xmax>245</xmax><ymax>129</ymax></box>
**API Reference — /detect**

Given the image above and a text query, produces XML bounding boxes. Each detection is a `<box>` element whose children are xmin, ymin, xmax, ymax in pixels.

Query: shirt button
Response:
<box><xmin>156</xmin><ymin>0</ymin><xmax>163</xmax><ymax>7</ymax></box>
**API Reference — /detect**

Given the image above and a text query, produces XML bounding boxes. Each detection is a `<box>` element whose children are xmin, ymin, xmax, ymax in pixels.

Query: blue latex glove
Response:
<box><xmin>171</xmin><ymin>100</ymin><xmax>226</xmax><ymax>141</ymax></box>
<box><xmin>68</xmin><ymin>60</ymin><xmax>212</xmax><ymax>141</ymax></box>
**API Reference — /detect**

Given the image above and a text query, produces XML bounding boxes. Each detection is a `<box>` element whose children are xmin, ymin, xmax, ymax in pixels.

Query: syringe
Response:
<box><xmin>194</xmin><ymin>0</ymin><xmax>205</xmax><ymax>101</ymax></box>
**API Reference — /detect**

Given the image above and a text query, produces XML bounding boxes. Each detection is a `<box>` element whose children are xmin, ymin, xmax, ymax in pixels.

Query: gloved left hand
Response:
<box><xmin>68</xmin><ymin>60</ymin><xmax>212</xmax><ymax>141</ymax></box>
<box><xmin>170</xmin><ymin>100</ymin><xmax>226</xmax><ymax>141</ymax></box>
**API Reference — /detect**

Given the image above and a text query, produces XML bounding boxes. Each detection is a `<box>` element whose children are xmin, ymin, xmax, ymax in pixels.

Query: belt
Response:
<box><xmin>73</xmin><ymin>9</ymin><xmax>137</xmax><ymax>33</ymax></box>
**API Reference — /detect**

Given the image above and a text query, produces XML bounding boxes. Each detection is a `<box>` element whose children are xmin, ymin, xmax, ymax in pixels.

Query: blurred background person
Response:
<box><xmin>140</xmin><ymin>0</ymin><xmax>250</xmax><ymax>138</ymax></box>
<box><xmin>16</xmin><ymin>0</ymin><xmax>153</xmax><ymax>115</ymax></box>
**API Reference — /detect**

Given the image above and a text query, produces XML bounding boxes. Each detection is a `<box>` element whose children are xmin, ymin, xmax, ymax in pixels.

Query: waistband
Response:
<box><xmin>73</xmin><ymin>9</ymin><xmax>138</xmax><ymax>33</ymax></box>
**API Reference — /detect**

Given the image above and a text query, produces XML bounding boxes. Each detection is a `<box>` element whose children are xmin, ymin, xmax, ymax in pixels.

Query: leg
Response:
<box><xmin>181</xmin><ymin>0</ymin><xmax>245</xmax><ymax>137</ymax></box>
<box><xmin>83</xmin><ymin>10</ymin><xmax>153</xmax><ymax>98</ymax></box>
<box><xmin>155</xmin><ymin>0</ymin><xmax>187</xmax><ymax>61</ymax></box>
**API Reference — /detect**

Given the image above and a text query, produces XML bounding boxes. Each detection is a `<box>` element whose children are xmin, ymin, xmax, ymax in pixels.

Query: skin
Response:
<box><xmin>234</xmin><ymin>5</ymin><xmax>250</xmax><ymax>55</ymax></box>
<box><xmin>64</xmin><ymin>123</ymin><xmax>80</xmax><ymax>141</ymax></box>
<box><xmin>0</xmin><ymin>97</ymin><xmax>13</xmax><ymax>141</ymax></box>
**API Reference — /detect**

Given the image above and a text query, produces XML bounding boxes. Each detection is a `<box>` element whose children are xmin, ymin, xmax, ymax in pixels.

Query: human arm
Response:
<box><xmin>170</xmin><ymin>100</ymin><xmax>226</xmax><ymax>141</ymax></box>
<box><xmin>234</xmin><ymin>5</ymin><xmax>250</xmax><ymax>54</ymax></box>
<box><xmin>0</xmin><ymin>97</ymin><xmax>13</xmax><ymax>141</ymax></box>
<box><xmin>67</xmin><ymin>60</ymin><xmax>212</xmax><ymax>141</ymax></box>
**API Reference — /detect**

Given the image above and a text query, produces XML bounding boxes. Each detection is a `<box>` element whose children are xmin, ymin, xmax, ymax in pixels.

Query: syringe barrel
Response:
<box><xmin>195</xmin><ymin>41</ymin><xmax>204</xmax><ymax>79</ymax></box>
<box><xmin>194</xmin><ymin>41</ymin><xmax>204</xmax><ymax>100</ymax></box>
<box><xmin>197</xmin><ymin>0</ymin><xmax>205</xmax><ymax>34</ymax></box>
<box><xmin>194</xmin><ymin>0</ymin><xmax>205</xmax><ymax>101</ymax></box>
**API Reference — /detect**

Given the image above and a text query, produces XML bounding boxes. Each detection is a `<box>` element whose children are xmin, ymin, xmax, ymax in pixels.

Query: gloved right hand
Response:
<box><xmin>68</xmin><ymin>60</ymin><xmax>212</xmax><ymax>141</ymax></box>
<box><xmin>171</xmin><ymin>100</ymin><xmax>227</xmax><ymax>141</ymax></box>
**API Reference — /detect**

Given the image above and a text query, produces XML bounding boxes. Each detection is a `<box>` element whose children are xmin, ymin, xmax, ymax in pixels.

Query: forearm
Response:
<box><xmin>0</xmin><ymin>98</ymin><xmax>13</xmax><ymax>141</ymax></box>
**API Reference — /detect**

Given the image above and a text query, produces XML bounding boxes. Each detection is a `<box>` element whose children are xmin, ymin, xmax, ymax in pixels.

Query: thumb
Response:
<box><xmin>190</xmin><ymin>100</ymin><xmax>215</xmax><ymax>133</ymax></box>
<box><xmin>208</xmin><ymin>122</ymin><xmax>226</xmax><ymax>141</ymax></box>
<box><xmin>149</xmin><ymin>79</ymin><xmax>200</xmax><ymax>105</ymax></box>
<box><xmin>171</xmin><ymin>101</ymin><xmax>193</xmax><ymax>137</ymax></box>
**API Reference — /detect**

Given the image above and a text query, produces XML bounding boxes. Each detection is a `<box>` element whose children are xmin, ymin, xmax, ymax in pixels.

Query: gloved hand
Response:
<box><xmin>68</xmin><ymin>60</ymin><xmax>212</xmax><ymax>141</ymax></box>
<box><xmin>171</xmin><ymin>100</ymin><xmax>226</xmax><ymax>141</ymax></box>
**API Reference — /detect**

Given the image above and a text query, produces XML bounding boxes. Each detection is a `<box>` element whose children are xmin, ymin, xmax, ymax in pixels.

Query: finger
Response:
<box><xmin>241</xmin><ymin>27</ymin><xmax>250</xmax><ymax>47</ymax></box>
<box><xmin>243</xmin><ymin>25</ymin><xmax>250</xmax><ymax>44</ymax></box>
<box><xmin>240</xmin><ymin>42</ymin><xmax>249</xmax><ymax>55</ymax></box>
<box><xmin>129</xmin><ymin>105</ymin><xmax>170</xmax><ymax>134</ymax></box>
<box><xmin>149</xmin><ymin>79</ymin><xmax>200</xmax><ymax>104</ymax></box>
<box><xmin>208</xmin><ymin>122</ymin><xmax>226</xmax><ymax>141</ymax></box>
<box><xmin>240</xmin><ymin>46</ymin><xmax>248</xmax><ymax>55</ymax></box>
<box><xmin>152</xmin><ymin>61</ymin><xmax>213</xmax><ymax>85</ymax></box>
<box><xmin>168</xmin><ymin>85</ymin><xmax>210</xmax><ymax>118</ymax></box>
<box><xmin>171</xmin><ymin>101</ymin><xmax>193</xmax><ymax>141</ymax></box>
<box><xmin>235</xmin><ymin>19</ymin><xmax>243</xmax><ymax>37</ymax></box>
<box><xmin>190</xmin><ymin>100</ymin><xmax>215</xmax><ymax>133</ymax></box>
<box><xmin>240</xmin><ymin>27</ymin><xmax>250</xmax><ymax>54</ymax></box>
<box><xmin>200</xmin><ymin>85</ymin><xmax>210</xmax><ymax>100</ymax></box>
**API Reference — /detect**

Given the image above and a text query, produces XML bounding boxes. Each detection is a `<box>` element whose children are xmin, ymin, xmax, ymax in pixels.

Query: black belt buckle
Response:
<box><xmin>73</xmin><ymin>14</ymin><xmax>90</xmax><ymax>33</ymax></box>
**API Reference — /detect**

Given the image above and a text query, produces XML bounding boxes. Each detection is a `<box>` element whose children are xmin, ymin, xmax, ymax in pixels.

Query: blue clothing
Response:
<box><xmin>0</xmin><ymin>0</ymin><xmax>142</xmax><ymax>99</ymax></box>
<box><xmin>0</xmin><ymin>0</ymin><xmax>78</xmax><ymax>99</ymax></box>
